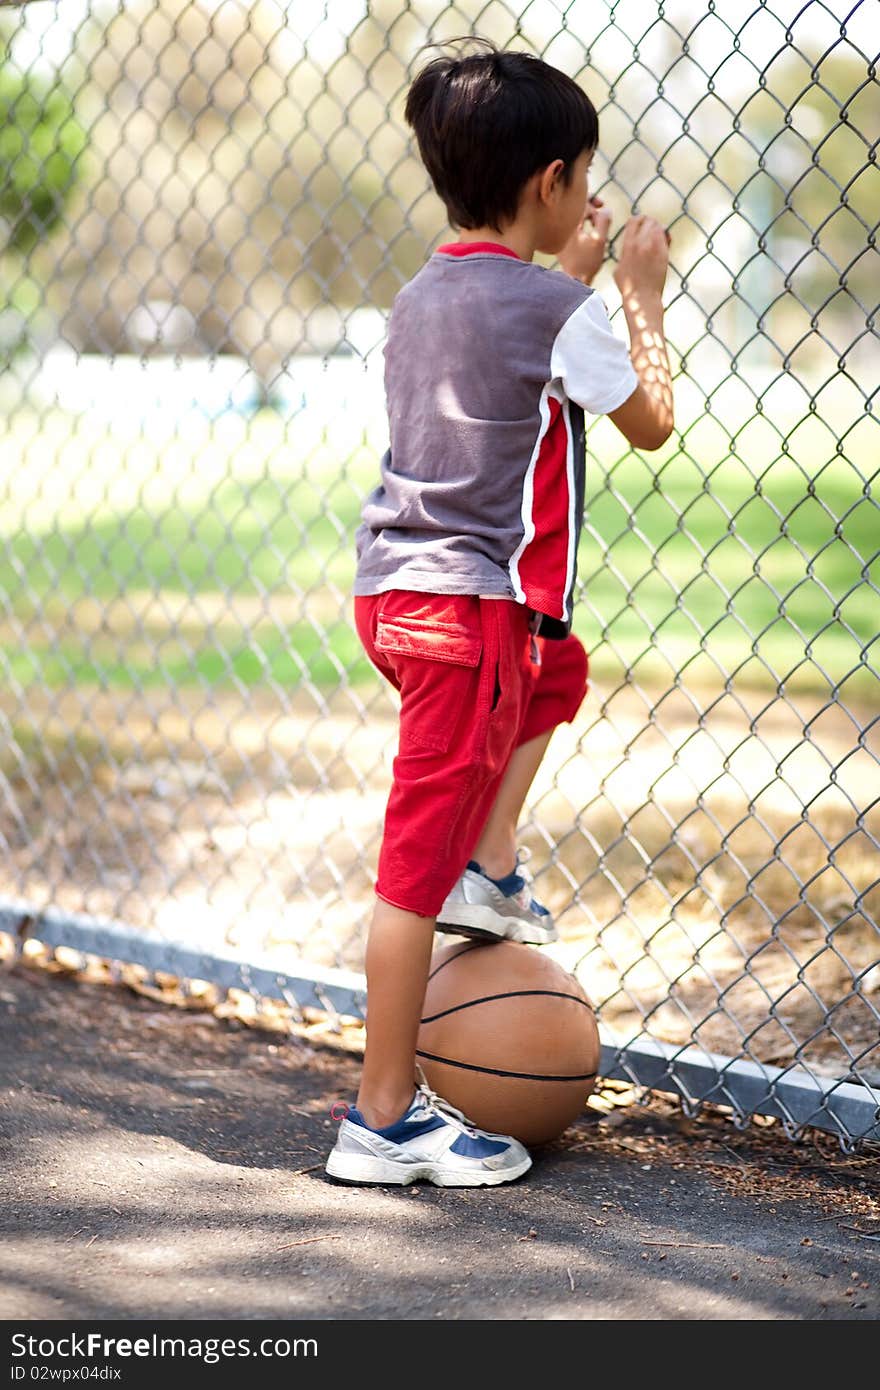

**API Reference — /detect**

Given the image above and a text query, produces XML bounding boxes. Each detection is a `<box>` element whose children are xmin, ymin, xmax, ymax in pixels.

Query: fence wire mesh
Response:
<box><xmin>0</xmin><ymin>0</ymin><xmax>878</xmax><ymax>1144</ymax></box>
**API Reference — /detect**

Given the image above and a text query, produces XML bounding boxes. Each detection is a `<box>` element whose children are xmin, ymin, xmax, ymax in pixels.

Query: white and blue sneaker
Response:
<box><xmin>325</xmin><ymin>1079</ymin><xmax>532</xmax><ymax>1187</ymax></box>
<box><xmin>436</xmin><ymin>848</ymin><xmax>557</xmax><ymax>945</ymax></box>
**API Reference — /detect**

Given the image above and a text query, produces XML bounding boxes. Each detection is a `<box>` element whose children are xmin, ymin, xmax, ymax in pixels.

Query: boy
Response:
<box><xmin>326</xmin><ymin>41</ymin><xmax>673</xmax><ymax>1186</ymax></box>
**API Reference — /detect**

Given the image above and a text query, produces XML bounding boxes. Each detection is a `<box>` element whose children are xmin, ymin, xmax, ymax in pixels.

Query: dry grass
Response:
<box><xmin>1</xmin><ymin>675</ymin><xmax>877</xmax><ymax>1082</ymax></box>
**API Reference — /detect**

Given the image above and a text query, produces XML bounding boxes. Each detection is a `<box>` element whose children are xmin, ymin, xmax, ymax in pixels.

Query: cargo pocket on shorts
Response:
<box><xmin>375</xmin><ymin>606</ymin><xmax>483</xmax><ymax>754</ymax></box>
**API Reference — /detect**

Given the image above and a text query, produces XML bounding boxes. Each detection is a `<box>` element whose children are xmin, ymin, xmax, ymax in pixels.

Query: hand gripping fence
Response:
<box><xmin>0</xmin><ymin>0</ymin><xmax>877</xmax><ymax>1149</ymax></box>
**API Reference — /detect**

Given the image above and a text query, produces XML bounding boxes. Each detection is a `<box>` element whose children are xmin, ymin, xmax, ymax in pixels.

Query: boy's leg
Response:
<box><xmin>476</xmin><ymin>631</ymin><xmax>589</xmax><ymax>879</ymax></box>
<box><xmin>437</xmin><ymin>631</ymin><xmax>589</xmax><ymax>943</ymax></box>
<box><xmin>470</xmin><ymin>728</ymin><xmax>554</xmax><ymax>879</ymax></box>
<box><xmin>327</xmin><ymin>592</ymin><xmax>531</xmax><ymax>1184</ymax></box>
<box><xmin>329</xmin><ymin>888</ymin><xmax>532</xmax><ymax>1183</ymax></box>
<box><xmin>355</xmin><ymin>898</ymin><xmax>435</xmax><ymax>1128</ymax></box>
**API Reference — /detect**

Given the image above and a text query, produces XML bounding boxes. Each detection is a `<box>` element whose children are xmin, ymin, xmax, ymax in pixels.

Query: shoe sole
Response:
<box><xmin>324</xmin><ymin>1151</ymin><xmax>532</xmax><ymax>1187</ymax></box>
<box><xmin>436</xmin><ymin>902</ymin><xmax>557</xmax><ymax>946</ymax></box>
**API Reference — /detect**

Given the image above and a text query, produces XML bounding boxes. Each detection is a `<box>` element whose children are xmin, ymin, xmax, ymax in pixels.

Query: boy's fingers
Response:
<box><xmin>640</xmin><ymin>218</ymin><xmax>670</xmax><ymax>248</ymax></box>
<box><xmin>585</xmin><ymin>198</ymin><xmax>611</xmax><ymax>230</ymax></box>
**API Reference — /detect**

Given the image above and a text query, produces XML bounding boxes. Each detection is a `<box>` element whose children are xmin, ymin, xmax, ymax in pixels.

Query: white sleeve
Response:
<box><xmin>550</xmin><ymin>292</ymin><xmax>639</xmax><ymax>416</ymax></box>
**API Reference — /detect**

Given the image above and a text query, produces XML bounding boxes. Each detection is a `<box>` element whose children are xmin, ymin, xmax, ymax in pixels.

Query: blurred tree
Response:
<box><xmin>0</xmin><ymin>45</ymin><xmax>88</xmax><ymax>360</ymax></box>
<box><xmin>44</xmin><ymin>0</ymin><xmax>440</xmax><ymax>391</ymax></box>
<box><xmin>0</xmin><ymin>70</ymin><xmax>88</xmax><ymax>256</ymax></box>
<box><xmin>5</xmin><ymin>0</ymin><xmax>873</xmax><ymax>394</ymax></box>
<box><xmin>734</xmin><ymin>48</ymin><xmax>878</xmax><ymax>378</ymax></box>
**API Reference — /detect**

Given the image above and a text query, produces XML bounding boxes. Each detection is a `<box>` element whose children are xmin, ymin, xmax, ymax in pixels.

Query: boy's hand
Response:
<box><xmin>613</xmin><ymin>215</ymin><xmax>670</xmax><ymax>302</ymax></box>
<box><xmin>558</xmin><ymin>196</ymin><xmax>612</xmax><ymax>286</ymax></box>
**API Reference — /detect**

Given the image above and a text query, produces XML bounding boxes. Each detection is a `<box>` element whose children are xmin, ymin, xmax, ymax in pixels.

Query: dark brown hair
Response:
<box><xmin>404</xmin><ymin>38</ymin><xmax>599</xmax><ymax>231</ymax></box>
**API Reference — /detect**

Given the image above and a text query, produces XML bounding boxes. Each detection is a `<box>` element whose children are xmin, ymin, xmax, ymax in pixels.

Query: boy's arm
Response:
<box><xmin>609</xmin><ymin>284</ymin><xmax>674</xmax><ymax>451</ymax></box>
<box><xmin>560</xmin><ymin>210</ymin><xmax>674</xmax><ymax>451</ymax></box>
<box><xmin>608</xmin><ymin>215</ymin><xmax>673</xmax><ymax>450</ymax></box>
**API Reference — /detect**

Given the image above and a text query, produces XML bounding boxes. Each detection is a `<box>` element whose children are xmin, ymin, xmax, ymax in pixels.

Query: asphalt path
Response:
<box><xmin>1</xmin><ymin>962</ymin><xmax>878</xmax><ymax>1321</ymax></box>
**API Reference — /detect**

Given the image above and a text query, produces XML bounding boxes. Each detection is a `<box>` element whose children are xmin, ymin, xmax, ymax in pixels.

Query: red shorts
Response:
<box><xmin>354</xmin><ymin>590</ymin><xmax>589</xmax><ymax>917</ymax></box>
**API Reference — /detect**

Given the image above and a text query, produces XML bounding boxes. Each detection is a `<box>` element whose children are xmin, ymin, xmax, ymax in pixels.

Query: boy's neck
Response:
<box><xmin>455</xmin><ymin>226</ymin><xmax>537</xmax><ymax>262</ymax></box>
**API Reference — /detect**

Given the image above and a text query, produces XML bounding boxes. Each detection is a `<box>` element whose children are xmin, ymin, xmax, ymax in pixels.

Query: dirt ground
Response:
<box><xmin>2</xmin><ymin>679</ymin><xmax>878</xmax><ymax>1086</ymax></box>
<box><xmin>2</xmin><ymin>958</ymin><xmax>879</xmax><ymax>1322</ymax></box>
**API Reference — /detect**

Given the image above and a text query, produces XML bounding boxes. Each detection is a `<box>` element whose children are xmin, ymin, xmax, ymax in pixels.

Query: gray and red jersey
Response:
<box><xmin>353</xmin><ymin>241</ymin><xmax>638</xmax><ymax>639</ymax></box>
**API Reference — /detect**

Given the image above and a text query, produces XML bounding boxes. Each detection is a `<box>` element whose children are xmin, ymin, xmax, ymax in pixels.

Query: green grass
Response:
<box><xmin>0</xmin><ymin>405</ymin><xmax>876</xmax><ymax>698</ymax></box>
<box><xmin>576</xmin><ymin>448</ymin><xmax>878</xmax><ymax>695</ymax></box>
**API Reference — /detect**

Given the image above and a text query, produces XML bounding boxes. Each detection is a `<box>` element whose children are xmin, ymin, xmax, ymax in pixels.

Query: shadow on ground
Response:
<box><xmin>1</xmin><ymin>963</ymin><xmax>878</xmax><ymax>1321</ymax></box>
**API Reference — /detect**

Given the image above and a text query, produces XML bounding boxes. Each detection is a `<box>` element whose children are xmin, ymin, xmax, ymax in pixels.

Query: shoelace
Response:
<box><xmin>414</xmin><ymin>1066</ymin><xmax>479</xmax><ymax>1137</ymax></box>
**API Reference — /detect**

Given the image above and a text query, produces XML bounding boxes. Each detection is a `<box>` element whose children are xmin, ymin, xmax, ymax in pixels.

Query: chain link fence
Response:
<box><xmin>0</xmin><ymin>0</ymin><xmax>877</xmax><ymax>1145</ymax></box>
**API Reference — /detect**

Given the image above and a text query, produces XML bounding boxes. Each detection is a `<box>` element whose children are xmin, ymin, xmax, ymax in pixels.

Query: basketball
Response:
<box><xmin>417</xmin><ymin>940</ymin><xmax>600</xmax><ymax>1146</ymax></box>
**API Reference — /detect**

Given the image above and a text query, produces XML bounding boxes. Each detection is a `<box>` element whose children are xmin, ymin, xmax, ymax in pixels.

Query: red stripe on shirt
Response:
<box><xmin>517</xmin><ymin>397</ymin><xmax>571</xmax><ymax>619</ymax></box>
<box><xmin>435</xmin><ymin>241</ymin><xmax>523</xmax><ymax>261</ymax></box>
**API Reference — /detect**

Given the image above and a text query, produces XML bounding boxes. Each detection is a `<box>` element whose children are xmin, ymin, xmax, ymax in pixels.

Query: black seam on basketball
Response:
<box><xmin>416</xmin><ymin>1048</ymin><xmax>598</xmax><ymax>1083</ymax></box>
<box><xmin>426</xmin><ymin>942</ymin><xmax>483</xmax><ymax>983</ymax></box>
<box><xmin>420</xmin><ymin>989</ymin><xmax>591</xmax><ymax>1024</ymax></box>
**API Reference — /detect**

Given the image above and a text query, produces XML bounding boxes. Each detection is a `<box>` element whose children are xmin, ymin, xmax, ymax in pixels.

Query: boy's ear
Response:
<box><xmin>537</xmin><ymin>159</ymin><xmax>566</xmax><ymax>206</ymax></box>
